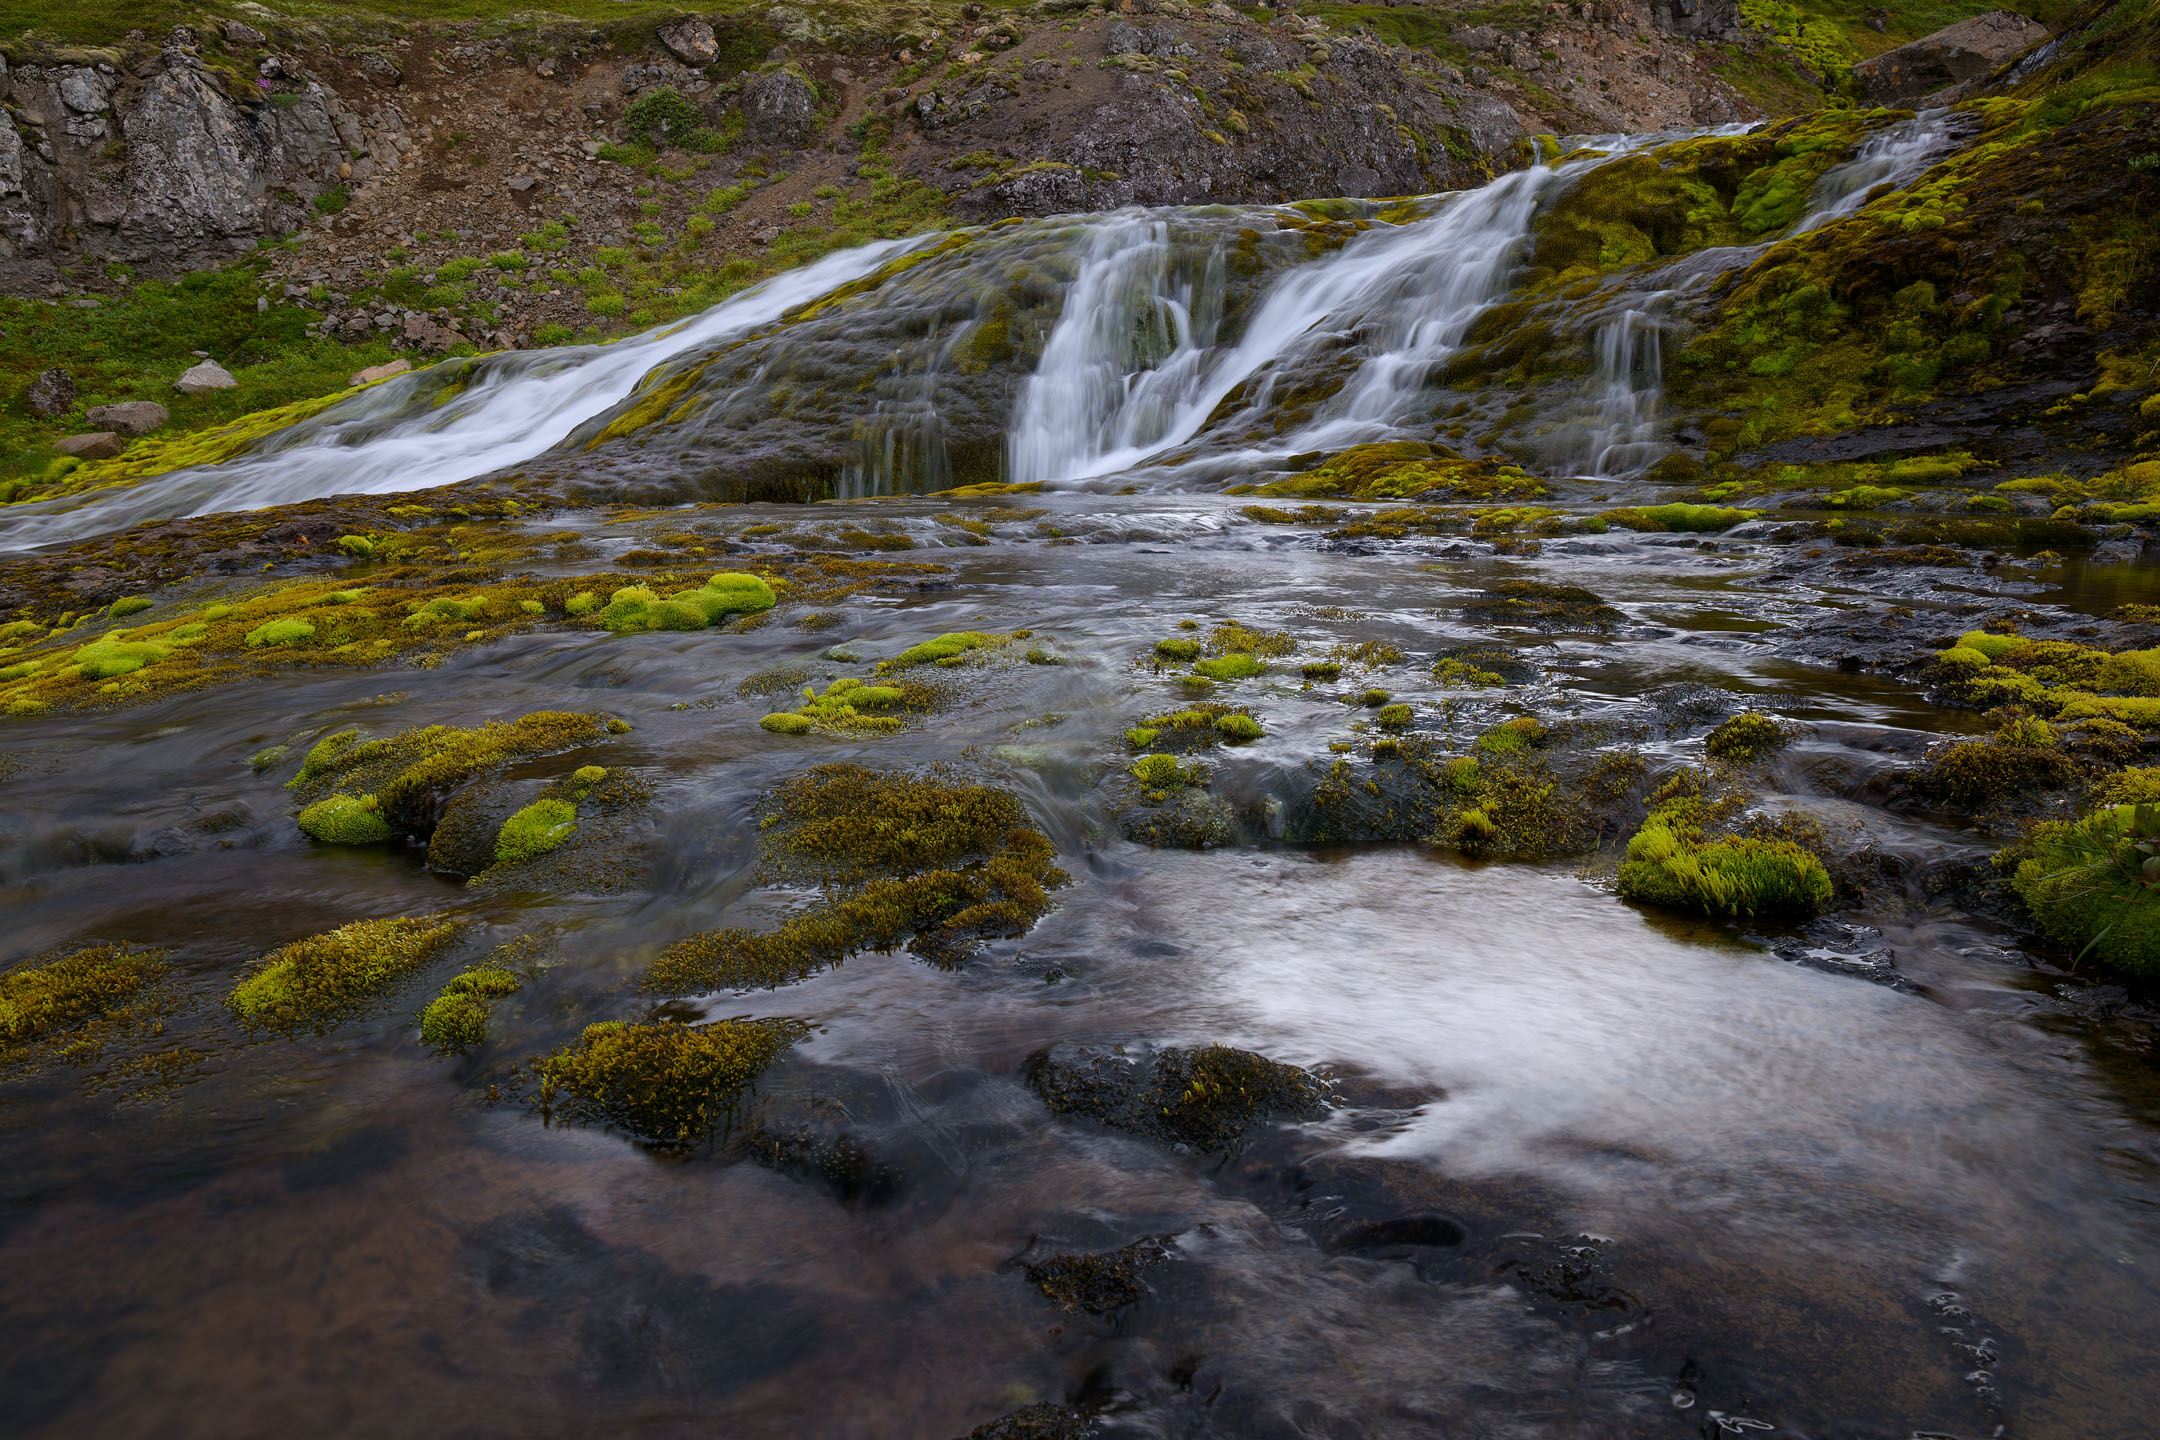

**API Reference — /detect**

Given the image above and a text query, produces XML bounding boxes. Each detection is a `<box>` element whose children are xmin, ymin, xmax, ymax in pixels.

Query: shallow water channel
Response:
<box><xmin>3</xmin><ymin>491</ymin><xmax>2158</xmax><ymax>1440</ymax></box>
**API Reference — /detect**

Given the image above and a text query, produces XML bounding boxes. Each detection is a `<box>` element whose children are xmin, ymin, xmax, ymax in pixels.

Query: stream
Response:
<box><xmin>2</xmin><ymin>113</ymin><xmax>2157</xmax><ymax>1440</ymax></box>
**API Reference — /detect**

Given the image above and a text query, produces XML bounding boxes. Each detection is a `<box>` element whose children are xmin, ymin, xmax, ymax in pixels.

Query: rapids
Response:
<box><xmin>4</xmin><ymin>108</ymin><xmax>2159</xmax><ymax>1440</ymax></box>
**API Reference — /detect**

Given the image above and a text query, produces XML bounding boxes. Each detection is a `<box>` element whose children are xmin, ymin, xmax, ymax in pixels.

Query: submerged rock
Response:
<box><xmin>1025</xmin><ymin>1043</ymin><xmax>1329</xmax><ymax>1152</ymax></box>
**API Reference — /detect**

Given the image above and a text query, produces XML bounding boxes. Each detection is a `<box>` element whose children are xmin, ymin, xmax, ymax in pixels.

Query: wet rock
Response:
<box><xmin>1852</xmin><ymin>9</ymin><xmax>2049</xmax><ymax>106</ymax></box>
<box><xmin>53</xmin><ymin>431</ymin><xmax>122</xmax><ymax>459</ymax></box>
<box><xmin>1023</xmin><ymin>1235</ymin><xmax>1176</xmax><ymax>1313</ymax></box>
<box><xmin>1762</xmin><ymin>918</ymin><xmax>1915</xmax><ymax>991</ymax></box>
<box><xmin>24</xmin><ymin>366</ymin><xmax>73</xmax><ymax>417</ymax></box>
<box><xmin>656</xmin><ymin>17</ymin><xmax>720</xmax><ymax>68</ymax></box>
<box><xmin>1461</xmin><ymin>579</ymin><xmax>1625</xmax><ymax>633</ymax></box>
<box><xmin>954</xmin><ymin>1403</ymin><xmax>1095</xmax><ymax>1440</ymax></box>
<box><xmin>1025</xmin><ymin>1043</ymin><xmax>1329</xmax><ymax>1153</ymax></box>
<box><xmin>84</xmin><ymin>400</ymin><xmax>167</xmax><ymax>435</ymax></box>
<box><xmin>745</xmin><ymin>1125</ymin><xmax>907</xmax><ymax>1205</ymax></box>
<box><xmin>173</xmin><ymin>358</ymin><xmax>236</xmax><ymax>394</ymax></box>
<box><xmin>742</xmin><ymin>70</ymin><xmax>818</xmax><ymax>147</ymax></box>
<box><xmin>349</xmin><ymin>359</ymin><xmax>410</xmax><ymax>387</ymax></box>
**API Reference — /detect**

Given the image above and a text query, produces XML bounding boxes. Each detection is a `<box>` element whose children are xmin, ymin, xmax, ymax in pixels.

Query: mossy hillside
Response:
<box><xmin>643</xmin><ymin>764</ymin><xmax>1067</xmax><ymax>993</ymax></box>
<box><xmin>1616</xmin><ymin>770</ymin><xmax>1833</xmax><ymax>920</ymax></box>
<box><xmin>1524</xmin><ymin>109</ymin><xmax>1899</xmax><ymax>295</ymax></box>
<box><xmin>1672</xmin><ymin>96</ymin><xmax>2160</xmax><ymax>459</ymax></box>
<box><xmin>529</xmin><ymin>1018</ymin><xmax>809</xmax><ymax>1150</ymax></box>
<box><xmin>228</xmin><ymin>913</ymin><xmax>468</xmax><ymax>1032</ymax></box>
<box><xmin>0</xmin><ymin>942</ymin><xmax>168</xmax><ymax>1050</ymax></box>
<box><xmin>290</xmin><ymin>710</ymin><xmax>623</xmax><ymax>844</ymax></box>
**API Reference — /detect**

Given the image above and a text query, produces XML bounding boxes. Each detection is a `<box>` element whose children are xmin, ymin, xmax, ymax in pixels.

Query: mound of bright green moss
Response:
<box><xmin>594</xmin><ymin>572</ymin><xmax>775</xmax><ymax>633</ymax></box>
<box><xmin>1705</xmin><ymin>712</ymin><xmax>1793</xmax><ymax>762</ymax></box>
<box><xmin>759</xmin><ymin>677</ymin><xmax>913</xmax><ymax>735</ymax></box>
<box><xmin>1126</xmin><ymin>703</ymin><xmax>1262</xmax><ymax>753</ymax></box>
<box><xmin>529</xmin><ymin>1018</ymin><xmax>809</xmax><ymax>1148</ymax></box>
<box><xmin>878</xmin><ymin>630</ymin><xmax>1001</xmax><ymax>670</ymax></box>
<box><xmin>642</xmin><ymin>764</ymin><xmax>1066</xmax><ymax>993</ymax></box>
<box><xmin>490</xmin><ymin>765</ymin><xmax>610</xmax><ymax>863</ymax></box>
<box><xmin>418</xmin><ymin>966</ymin><xmax>525</xmax><ymax>1052</ymax></box>
<box><xmin>1600</xmin><ymin>503</ymin><xmax>1760</xmax><ymax>533</ymax></box>
<box><xmin>1</xmin><ymin>943</ymin><xmax>168</xmax><ymax>1049</ymax></box>
<box><xmin>229</xmin><ymin>913</ymin><xmax>467</xmax><ymax>1031</ymax></box>
<box><xmin>289</xmin><ymin>710</ymin><xmax>623</xmax><ymax>845</ymax></box>
<box><xmin>1929</xmin><ymin>627</ymin><xmax>2160</xmax><ymax>737</ymax></box>
<box><xmin>1254</xmin><ymin>441</ymin><xmax>1545</xmax><ymax>503</ymax></box>
<box><xmin>2010</xmin><ymin>800</ymin><xmax>2160</xmax><ymax>975</ymax></box>
<box><xmin>1617</xmin><ymin>774</ymin><xmax>1831</xmax><ymax>920</ymax></box>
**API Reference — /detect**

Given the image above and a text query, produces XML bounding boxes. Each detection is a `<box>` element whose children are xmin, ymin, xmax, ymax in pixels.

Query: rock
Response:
<box><xmin>741</xmin><ymin>70</ymin><xmax>819</xmax><ymax>146</ymax></box>
<box><xmin>85</xmin><ymin>400</ymin><xmax>168</xmax><ymax>434</ymax></box>
<box><xmin>58</xmin><ymin>68</ymin><xmax>112</xmax><ymax>115</ymax></box>
<box><xmin>1652</xmin><ymin>0</ymin><xmax>1742</xmax><ymax>40</ymax></box>
<box><xmin>173</xmin><ymin>359</ymin><xmax>237</xmax><ymax>394</ymax></box>
<box><xmin>656</xmin><ymin>17</ymin><xmax>720</xmax><ymax>67</ymax></box>
<box><xmin>620</xmin><ymin>61</ymin><xmax>692</xmax><ymax>94</ymax></box>
<box><xmin>353</xmin><ymin>50</ymin><xmax>402</xmax><ymax>88</ymax></box>
<box><xmin>401</xmin><ymin>314</ymin><xmax>461</xmax><ymax>351</ymax></box>
<box><xmin>54</xmin><ymin>431</ymin><xmax>123</xmax><ymax>459</ymax></box>
<box><xmin>222</xmin><ymin>19</ymin><xmax>266</xmax><ymax>46</ymax></box>
<box><xmin>1852</xmin><ymin>9</ymin><xmax>2048</xmax><ymax>105</ymax></box>
<box><xmin>507</xmin><ymin>175</ymin><xmax>538</xmax><ymax>193</ymax></box>
<box><xmin>349</xmin><ymin>359</ymin><xmax>411</xmax><ymax>386</ymax></box>
<box><xmin>25</xmin><ymin>367</ymin><xmax>75</xmax><ymax>418</ymax></box>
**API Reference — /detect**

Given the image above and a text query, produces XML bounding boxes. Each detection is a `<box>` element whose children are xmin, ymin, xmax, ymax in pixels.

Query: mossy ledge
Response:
<box><xmin>643</xmin><ymin>763</ymin><xmax>1066</xmax><ymax>993</ymax></box>
<box><xmin>229</xmin><ymin>913</ymin><xmax>468</xmax><ymax>1033</ymax></box>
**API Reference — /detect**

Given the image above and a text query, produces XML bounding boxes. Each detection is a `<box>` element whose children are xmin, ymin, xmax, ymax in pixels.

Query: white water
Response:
<box><xmin>0</xmin><ymin>238</ymin><xmax>919</xmax><ymax>551</ymax></box>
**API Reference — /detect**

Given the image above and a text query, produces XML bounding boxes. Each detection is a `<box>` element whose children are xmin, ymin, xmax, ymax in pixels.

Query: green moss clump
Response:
<box><xmin>418</xmin><ymin>966</ymin><xmax>524</xmax><ymax>1052</ymax></box>
<box><xmin>1216</xmin><ymin>712</ymin><xmax>1264</xmax><ymax>742</ymax></box>
<box><xmin>596</xmin><ymin>572</ymin><xmax>776</xmax><ymax>634</ymax></box>
<box><xmin>529</xmin><ymin>1018</ymin><xmax>808</xmax><ymax>1148</ymax></box>
<box><xmin>109</xmin><ymin>596</ymin><xmax>153</xmax><ymax>618</ymax></box>
<box><xmin>1259</xmin><ymin>442</ymin><xmax>1545</xmax><ymax>503</ymax></box>
<box><xmin>245</xmin><ymin>617</ymin><xmax>316</xmax><ymax>648</ymax></box>
<box><xmin>1131</xmin><ymin>753</ymin><xmax>1187</xmax><ymax>787</ymax></box>
<box><xmin>759</xmin><ymin>677</ymin><xmax>917</xmax><ymax>735</ymax></box>
<box><xmin>882</xmin><ymin>630</ymin><xmax>1000</xmax><ymax>670</ymax></box>
<box><xmin>1376</xmin><ymin>703</ymin><xmax>1413</xmax><ymax>731</ymax></box>
<box><xmin>1600</xmin><ymin>503</ymin><xmax>1760</xmax><ymax>532</ymax></box>
<box><xmin>1705</xmin><ymin>712</ymin><xmax>1792</xmax><ymax>761</ymax></box>
<box><xmin>1617</xmin><ymin>779</ymin><xmax>1831</xmax><ymax>920</ymax></box>
<box><xmin>1302</xmin><ymin>661</ymin><xmax>1342</xmax><ymax>682</ymax></box>
<box><xmin>229</xmin><ymin>913</ymin><xmax>467</xmax><ymax>1031</ymax></box>
<box><xmin>1194</xmin><ymin>653</ymin><xmax>1263</xmax><ymax>681</ymax></box>
<box><xmin>2012</xmin><ymin>803</ymin><xmax>2160</xmax><ymax>974</ymax></box>
<box><xmin>297</xmin><ymin>793</ymin><xmax>393</xmax><ymax>845</ymax></box>
<box><xmin>1476</xmin><ymin>716</ymin><xmax>1548</xmax><ymax>753</ymax></box>
<box><xmin>288</xmin><ymin>710</ymin><xmax>618</xmax><ymax>841</ymax></box>
<box><xmin>1956</xmin><ymin>629</ymin><xmax>2029</xmax><ymax>662</ymax></box>
<box><xmin>495</xmin><ymin>798</ymin><xmax>578</xmax><ymax>863</ymax></box>
<box><xmin>1154</xmin><ymin>637</ymin><xmax>1202</xmax><ymax>661</ymax></box>
<box><xmin>643</xmin><ymin>764</ymin><xmax>1066</xmax><ymax>993</ymax></box>
<box><xmin>1</xmin><ymin>943</ymin><xmax>167</xmax><ymax>1049</ymax></box>
<box><xmin>72</xmin><ymin>635</ymin><xmax>171</xmax><ymax>678</ymax></box>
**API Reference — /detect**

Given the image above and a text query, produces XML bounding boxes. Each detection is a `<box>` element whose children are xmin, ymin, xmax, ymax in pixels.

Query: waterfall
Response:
<box><xmin>0</xmin><ymin>237</ymin><xmax>920</xmax><ymax>549</ymax></box>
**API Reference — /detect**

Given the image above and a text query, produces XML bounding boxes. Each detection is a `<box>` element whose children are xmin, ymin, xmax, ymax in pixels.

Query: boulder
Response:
<box><xmin>350</xmin><ymin>359</ymin><xmax>411</xmax><ymax>386</ymax></box>
<box><xmin>85</xmin><ymin>400</ymin><xmax>168</xmax><ymax>434</ymax></box>
<box><xmin>401</xmin><ymin>315</ymin><xmax>462</xmax><ymax>351</ymax></box>
<box><xmin>173</xmin><ymin>358</ymin><xmax>237</xmax><ymax>394</ymax></box>
<box><xmin>25</xmin><ymin>367</ymin><xmax>74</xmax><ymax>418</ymax></box>
<box><xmin>656</xmin><ymin>17</ymin><xmax>720</xmax><ymax>67</ymax></box>
<box><xmin>742</xmin><ymin>70</ymin><xmax>819</xmax><ymax>147</ymax></box>
<box><xmin>354</xmin><ymin>50</ymin><xmax>402</xmax><ymax>88</ymax></box>
<box><xmin>222</xmin><ymin>19</ymin><xmax>266</xmax><ymax>46</ymax></box>
<box><xmin>1852</xmin><ymin>9</ymin><xmax>2048</xmax><ymax>106</ymax></box>
<box><xmin>54</xmin><ymin>431</ymin><xmax>122</xmax><ymax>459</ymax></box>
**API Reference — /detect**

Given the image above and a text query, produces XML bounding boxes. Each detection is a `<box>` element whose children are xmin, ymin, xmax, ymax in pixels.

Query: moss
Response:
<box><xmin>495</xmin><ymin>798</ymin><xmax>578</xmax><ymax>863</ymax></box>
<box><xmin>1154</xmin><ymin>637</ymin><xmax>1202</xmax><ymax>661</ymax></box>
<box><xmin>1705</xmin><ymin>712</ymin><xmax>1793</xmax><ymax>761</ymax></box>
<box><xmin>0</xmin><ymin>942</ymin><xmax>167</xmax><ymax>1049</ymax></box>
<box><xmin>1025</xmin><ymin>1043</ymin><xmax>1329</xmax><ymax>1152</ymax></box>
<box><xmin>596</xmin><ymin>572</ymin><xmax>775</xmax><ymax>634</ymax></box>
<box><xmin>1025</xmin><ymin>1236</ymin><xmax>1174</xmax><ymax>1314</ymax></box>
<box><xmin>1194</xmin><ymin>652</ymin><xmax>1263</xmax><ymax>681</ymax></box>
<box><xmin>418</xmin><ymin>965</ymin><xmax>524</xmax><ymax>1052</ymax></box>
<box><xmin>108</xmin><ymin>596</ymin><xmax>153</xmax><ymax>618</ymax></box>
<box><xmin>1359</xmin><ymin>688</ymin><xmax>1392</xmax><ymax>708</ymax></box>
<box><xmin>1131</xmin><ymin>753</ymin><xmax>1187</xmax><ymax>787</ymax></box>
<box><xmin>1462</xmin><ymin>580</ymin><xmax>1625</xmax><ymax>632</ymax></box>
<box><xmin>229</xmin><ymin>913</ymin><xmax>467</xmax><ymax>1032</ymax></box>
<box><xmin>759</xmin><ymin>676</ymin><xmax>922</xmax><ymax>735</ymax></box>
<box><xmin>880</xmin><ymin>630</ymin><xmax>1000</xmax><ymax>670</ymax></box>
<box><xmin>1600</xmin><ymin>503</ymin><xmax>1760</xmax><ymax>532</ymax></box>
<box><xmin>1617</xmin><ymin>777</ymin><xmax>1831</xmax><ymax>920</ymax></box>
<box><xmin>1216</xmin><ymin>712</ymin><xmax>1264</xmax><ymax>742</ymax></box>
<box><xmin>289</xmin><ymin>710</ymin><xmax>618</xmax><ymax>841</ymax></box>
<box><xmin>2012</xmin><ymin>802</ymin><xmax>2160</xmax><ymax>974</ymax></box>
<box><xmin>643</xmin><ymin>765</ymin><xmax>1065</xmax><ymax>993</ymax></box>
<box><xmin>297</xmin><ymin>793</ymin><xmax>393</xmax><ymax>845</ymax></box>
<box><xmin>1302</xmin><ymin>661</ymin><xmax>1342</xmax><ymax>681</ymax></box>
<box><xmin>529</xmin><ymin>1018</ymin><xmax>808</xmax><ymax>1149</ymax></box>
<box><xmin>1476</xmin><ymin>716</ymin><xmax>1548</xmax><ymax>753</ymax></box>
<box><xmin>1261</xmin><ymin>442</ymin><xmax>1545</xmax><ymax>503</ymax></box>
<box><xmin>1376</xmin><ymin>703</ymin><xmax>1414</xmax><ymax>731</ymax></box>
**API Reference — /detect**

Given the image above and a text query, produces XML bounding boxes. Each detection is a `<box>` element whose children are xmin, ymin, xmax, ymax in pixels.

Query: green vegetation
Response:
<box><xmin>1462</xmin><ymin>579</ymin><xmax>1625</xmax><ymax>631</ymax></box>
<box><xmin>229</xmin><ymin>913</ymin><xmax>466</xmax><ymax>1031</ymax></box>
<box><xmin>759</xmin><ymin>677</ymin><xmax>920</xmax><ymax>735</ymax></box>
<box><xmin>1026</xmin><ymin>1043</ymin><xmax>1329</xmax><ymax>1153</ymax></box>
<box><xmin>0</xmin><ymin>942</ymin><xmax>166</xmax><ymax>1049</ymax></box>
<box><xmin>643</xmin><ymin>764</ymin><xmax>1066</xmax><ymax>992</ymax></box>
<box><xmin>495</xmin><ymin>798</ymin><xmax>578</xmax><ymax>863</ymax></box>
<box><xmin>2011</xmin><ymin>800</ymin><xmax>2160</xmax><ymax>973</ymax></box>
<box><xmin>1601</xmin><ymin>503</ymin><xmax>1760</xmax><ymax>532</ymax></box>
<box><xmin>530</xmin><ymin>1018</ymin><xmax>808</xmax><ymax>1149</ymax></box>
<box><xmin>1706</xmin><ymin>712</ymin><xmax>1794</xmax><ymax>761</ymax></box>
<box><xmin>595</xmin><ymin>572</ymin><xmax>775</xmax><ymax>633</ymax></box>
<box><xmin>418</xmin><ymin>965</ymin><xmax>524</xmax><ymax>1051</ymax></box>
<box><xmin>1254</xmin><ymin>441</ymin><xmax>1545</xmax><ymax>503</ymax></box>
<box><xmin>1617</xmin><ymin>771</ymin><xmax>1832</xmax><ymax>919</ymax></box>
<box><xmin>880</xmin><ymin>630</ymin><xmax>1001</xmax><ymax>669</ymax></box>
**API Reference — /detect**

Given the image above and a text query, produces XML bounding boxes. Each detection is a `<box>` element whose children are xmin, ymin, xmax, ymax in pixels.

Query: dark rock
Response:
<box><xmin>619</xmin><ymin>61</ymin><xmax>692</xmax><ymax>94</ymax></box>
<box><xmin>1651</xmin><ymin>0</ymin><xmax>1742</xmax><ymax>40</ymax></box>
<box><xmin>54</xmin><ymin>430</ymin><xmax>123</xmax><ymax>459</ymax></box>
<box><xmin>84</xmin><ymin>400</ymin><xmax>167</xmax><ymax>434</ymax></box>
<box><xmin>742</xmin><ymin>69</ymin><xmax>819</xmax><ymax>146</ymax></box>
<box><xmin>1025</xmin><ymin>1043</ymin><xmax>1329</xmax><ymax>1152</ymax></box>
<box><xmin>1023</xmin><ymin>1235</ymin><xmax>1175</xmax><ymax>1313</ymax></box>
<box><xmin>954</xmin><ymin>1403</ymin><xmax>1094</xmax><ymax>1440</ymax></box>
<box><xmin>1852</xmin><ymin>9</ymin><xmax>2048</xmax><ymax>105</ymax></box>
<box><xmin>24</xmin><ymin>366</ymin><xmax>73</xmax><ymax>417</ymax></box>
<box><xmin>656</xmin><ymin>17</ymin><xmax>719</xmax><ymax>67</ymax></box>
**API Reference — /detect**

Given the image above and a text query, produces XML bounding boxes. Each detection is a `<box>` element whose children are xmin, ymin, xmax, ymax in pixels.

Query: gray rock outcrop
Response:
<box><xmin>25</xmin><ymin>367</ymin><xmax>74</xmax><ymax>418</ymax></box>
<box><xmin>174</xmin><ymin>359</ymin><xmax>237</xmax><ymax>394</ymax></box>
<box><xmin>1852</xmin><ymin>9</ymin><xmax>2049</xmax><ymax>105</ymax></box>
<box><xmin>656</xmin><ymin>18</ymin><xmax>720</xmax><ymax>68</ymax></box>
<box><xmin>54</xmin><ymin>431</ymin><xmax>122</xmax><ymax>458</ymax></box>
<box><xmin>742</xmin><ymin>70</ymin><xmax>819</xmax><ymax>147</ymax></box>
<box><xmin>86</xmin><ymin>401</ymin><xmax>168</xmax><ymax>434</ymax></box>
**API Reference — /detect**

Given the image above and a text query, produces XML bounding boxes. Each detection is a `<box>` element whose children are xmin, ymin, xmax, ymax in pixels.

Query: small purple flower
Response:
<box><xmin>257</xmin><ymin>78</ymin><xmax>272</xmax><ymax>90</ymax></box>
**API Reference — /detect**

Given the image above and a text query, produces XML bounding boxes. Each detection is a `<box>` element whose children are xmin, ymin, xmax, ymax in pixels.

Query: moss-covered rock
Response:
<box><xmin>2011</xmin><ymin>801</ymin><xmax>2160</xmax><ymax>974</ymax></box>
<box><xmin>1026</xmin><ymin>1043</ymin><xmax>1329</xmax><ymax>1153</ymax></box>
<box><xmin>418</xmin><ymin>966</ymin><xmax>524</xmax><ymax>1052</ymax></box>
<box><xmin>529</xmin><ymin>1017</ymin><xmax>808</xmax><ymax>1148</ymax></box>
<box><xmin>0</xmin><ymin>942</ymin><xmax>167</xmax><ymax>1050</ymax></box>
<box><xmin>229</xmin><ymin>913</ymin><xmax>467</xmax><ymax>1031</ymax></box>
<box><xmin>1617</xmin><ymin>773</ymin><xmax>1832</xmax><ymax>920</ymax></box>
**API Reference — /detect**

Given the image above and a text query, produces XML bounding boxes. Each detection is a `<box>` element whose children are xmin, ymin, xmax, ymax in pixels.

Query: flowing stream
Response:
<box><xmin>3</xmin><ymin>110</ymin><xmax>2158</xmax><ymax>1440</ymax></box>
